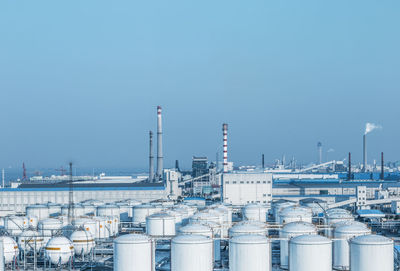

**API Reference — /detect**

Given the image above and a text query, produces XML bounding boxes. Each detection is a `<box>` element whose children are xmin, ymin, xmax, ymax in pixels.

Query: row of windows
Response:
<box><xmin>225</xmin><ymin>180</ymin><xmax>271</xmax><ymax>184</ymax></box>
<box><xmin>247</xmin><ymin>200</ymin><xmax>268</xmax><ymax>204</ymax></box>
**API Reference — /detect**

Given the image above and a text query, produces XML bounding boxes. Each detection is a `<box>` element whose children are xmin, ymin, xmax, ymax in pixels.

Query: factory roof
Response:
<box><xmin>356</xmin><ymin>209</ymin><xmax>385</xmax><ymax>218</ymax></box>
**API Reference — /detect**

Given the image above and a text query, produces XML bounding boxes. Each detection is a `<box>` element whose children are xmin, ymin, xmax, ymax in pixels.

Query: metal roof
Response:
<box><xmin>356</xmin><ymin>209</ymin><xmax>385</xmax><ymax>218</ymax></box>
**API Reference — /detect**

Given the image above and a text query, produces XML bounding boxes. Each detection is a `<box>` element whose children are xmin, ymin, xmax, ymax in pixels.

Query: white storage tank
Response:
<box><xmin>229</xmin><ymin>234</ymin><xmax>271</xmax><ymax>271</ymax></box>
<box><xmin>115</xmin><ymin>202</ymin><xmax>132</xmax><ymax>222</ymax></box>
<box><xmin>28</xmin><ymin>216</ymin><xmax>39</xmax><ymax>229</ymax></box>
<box><xmin>81</xmin><ymin>199</ymin><xmax>104</xmax><ymax>206</ymax></box>
<box><xmin>289</xmin><ymin>234</ymin><xmax>332</xmax><ymax>271</ymax></box>
<box><xmin>165</xmin><ymin>210</ymin><xmax>183</xmax><ymax>228</ymax></box>
<box><xmin>146</xmin><ymin>213</ymin><xmax>176</xmax><ymax>237</ymax></box>
<box><xmin>26</xmin><ymin>204</ymin><xmax>50</xmax><ymax>221</ymax></box>
<box><xmin>171</xmin><ymin>234</ymin><xmax>213</xmax><ymax>271</ymax></box>
<box><xmin>4</xmin><ymin>215</ymin><xmax>28</xmax><ymax>235</ymax></box>
<box><xmin>132</xmin><ymin>205</ymin><xmax>162</xmax><ymax>225</ymax></box>
<box><xmin>106</xmin><ymin>216</ymin><xmax>119</xmax><ymax>236</ymax></box>
<box><xmin>280</xmin><ymin>221</ymin><xmax>317</xmax><ymax>269</ymax></box>
<box><xmin>229</xmin><ymin>222</ymin><xmax>267</xmax><ymax>238</ymax></box>
<box><xmin>44</xmin><ymin>236</ymin><xmax>74</xmax><ymax>265</ymax></box>
<box><xmin>278</xmin><ymin>206</ymin><xmax>312</xmax><ymax>225</ymax></box>
<box><xmin>114</xmin><ymin>234</ymin><xmax>155</xmax><ymax>271</ymax></box>
<box><xmin>38</xmin><ymin>218</ymin><xmax>63</xmax><ymax>243</ymax></box>
<box><xmin>47</xmin><ymin>203</ymin><xmax>62</xmax><ymax>217</ymax></box>
<box><xmin>189</xmin><ymin>211</ymin><xmax>221</xmax><ymax>225</ymax></box>
<box><xmin>350</xmin><ymin>234</ymin><xmax>393</xmax><ymax>271</ymax></box>
<box><xmin>324</xmin><ymin>208</ymin><xmax>354</xmax><ymax>237</ymax></box>
<box><xmin>61</xmin><ymin>204</ymin><xmax>87</xmax><ymax>217</ymax></box>
<box><xmin>272</xmin><ymin>201</ymin><xmax>296</xmax><ymax>222</ymax></box>
<box><xmin>70</xmin><ymin>230</ymin><xmax>95</xmax><ymax>256</ymax></box>
<box><xmin>93</xmin><ymin>216</ymin><xmax>110</xmax><ymax>239</ymax></box>
<box><xmin>242</xmin><ymin>203</ymin><xmax>268</xmax><ymax>223</ymax></box>
<box><xmin>333</xmin><ymin>222</ymin><xmax>370</xmax><ymax>270</ymax></box>
<box><xmin>178</xmin><ymin>223</ymin><xmax>213</xmax><ymax>238</ymax></box>
<box><xmin>72</xmin><ymin>218</ymin><xmax>97</xmax><ymax>239</ymax></box>
<box><xmin>0</xmin><ymin>236</ymin><xmax>19</xmax><ymax>264</ymax></box>
<box><xmin>80</xmin><ymin>202</ymin><xmax>97</xmax><ymax>216</ymax></box>
<box><xmin>56</xmin><ymin>216</ymin><xmax>69</xmax><ymax>227</ymax></box>
<box><xmin>97</xmin><ymin>204</ymin><xmax>120</xmax><ymax>217</ymax></box>
<box><xmin>18</xmin><ymin>230</ymin><xmax>44</xmax><ymax>251</ymax></box>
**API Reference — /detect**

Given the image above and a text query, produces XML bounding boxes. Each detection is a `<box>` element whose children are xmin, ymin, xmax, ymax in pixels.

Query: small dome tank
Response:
<box><xmin>44</xmin><ymin>236</ymin><xmax>74</xmax><ymax>265</ymax></box>
<box><xmin>70</xmin><ymin>230</ymin><xmax>95</xmax><ymax>256</ymax></box>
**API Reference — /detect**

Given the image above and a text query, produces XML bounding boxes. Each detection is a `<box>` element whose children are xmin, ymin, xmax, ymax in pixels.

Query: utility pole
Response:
<box><xmin>67</xmin><ymin>162</ymin><xmax>74</xmax><ymax>224</ymax></box>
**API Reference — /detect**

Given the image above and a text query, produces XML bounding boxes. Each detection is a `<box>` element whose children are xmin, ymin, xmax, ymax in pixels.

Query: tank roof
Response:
<box><xmin>290</xmin><ymin>234</ymin><xmax>331</xmax><ymax>245</ymax></box>
<box><xmin>230</xmin><ymin>234</ymin><xmax>269</xmax><ymax>244</ymax></box>
<box><xmin>172</xmin><ymin>234</ymin><xmax>212</xmax><ymax>244</ymax></box>
<box><xmin>351</xmin><ymin>234</ymin><xmax>393</xmax><ymax>245</ymax></box>
<box><xmin>114</xmin><ymin>234</ymin><xmax>152</xmax><ymax>244</ymax></box>
<box><xmin>281</xmin><ymin>222</ymin><xmax>317</xmax><ymax>233</ymax></box>
<box><xmin>335</xmin><ymin>222</ymin><xmax>370</xmax><ymax>234</ymax></box>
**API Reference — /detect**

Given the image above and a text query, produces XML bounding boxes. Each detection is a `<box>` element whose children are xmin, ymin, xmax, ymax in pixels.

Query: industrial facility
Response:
<box><xmin>0</xmin><ymin>108</ymin><xmax>399</xmax><ymax>270</ymax></box>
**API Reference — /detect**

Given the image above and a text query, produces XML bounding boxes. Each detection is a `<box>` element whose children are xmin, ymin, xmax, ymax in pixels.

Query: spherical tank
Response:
<box><xmin>113</xmin><ymin>234</ymin><xmax>154</xmax><ymax>271</ymax></box>
<box><xmin>70</xmin><ymin>230</ymin><xmax>95</xmax><ymax>256</ymax></box>
<box><xmin>171</xmin><ymin>234</ymin><xmax>213</xmax><ymax>271</ymax></box>
<box><xmin>44</xmin><ymin>236</ymin><xmax>74</xmax><ymax>265</ymax></box>
<box><xmin>350</xmin><ymin>234</ymin><xmax>393</xmax><ymax>271</ymax></box>
<box><xmin>18</xmin><ymin>230</ymin><xmax>44</xmax><ymax>251</ymax></box>
<box><xmin>229</xmin><ymin>234</ymin><xmax>271</xmax><ymax>271</ymax></box>
<box><xmin>280</xmin><ymin>221</ymin><xmax>317</xmax><ymax>269</ymax></box>
<box><xmin>72</xmin><ymin>218</ymin><xmax>97</xmax><ymax>239</ymax></box>
<box><xmin>289</xmin><ymin>234</ymin><xmax>332</xmax><ymax>271</ymax></box>
<box><xmin>0</xmin><ymin>236</ymin><xmax>19</xmax><ymax>264</ymax></box>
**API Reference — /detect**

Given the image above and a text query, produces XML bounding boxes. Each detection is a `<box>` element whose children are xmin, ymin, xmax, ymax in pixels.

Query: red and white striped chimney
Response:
<box><xmin>223</xmin><ymin>123</ymin><xmax>228</xmax><ymax>173</ymax></box>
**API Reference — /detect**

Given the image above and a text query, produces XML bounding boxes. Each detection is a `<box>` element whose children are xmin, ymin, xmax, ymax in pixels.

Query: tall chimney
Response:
<box><xmin>149</xmin><ymin>131</ymin><xmax>154</xmax><ymax>182</ymax></box>
<box><xmin>317</xmin><ymin>142</ymin><xmax>322</xmax><ymax>164</ymax></box>
<box><xmin>262</xmin><ymin>154</ymin><xmax>265</xmax><ymax>169</ymax></box>
<box><xmin>381</xmin><ymin>152</ymin><xmax>384</xmax><ymax>180</ymax></box>
<box><xmin>363</xmin><ymin>134</ymin><xmax>367</xmax><ymax>172</ymax></box>
<box><xmin>223</xmin><ymin>123</ymin><xmax>228</xmax><ymax>173</ymax></box>
<box><xmin>156</xmin><ymin>106</ymin><xmax>163</xmax><ymax>180</ymax></box>
<box><xmin>348</xmin><ymin>152</ymin><xmax>352</xmax><ymax>181</ymax></box>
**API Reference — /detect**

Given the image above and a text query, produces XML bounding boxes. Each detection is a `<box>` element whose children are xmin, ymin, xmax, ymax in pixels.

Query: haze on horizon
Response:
<box><xmin>0</xmin><ymin>1</ymin><xmax>399</xmax><ymax>170</ymax></box>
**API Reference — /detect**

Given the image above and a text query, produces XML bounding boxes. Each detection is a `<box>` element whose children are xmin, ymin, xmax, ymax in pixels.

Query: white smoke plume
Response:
<box><xmin>327</xmin><ymin>148</ymin><xmax>335</xmax><ymax>153</ymax></box>
<box><xmin>365</xmin><ymin>122</ymin><xmax>382</xmax><ymax>135</ymax></box>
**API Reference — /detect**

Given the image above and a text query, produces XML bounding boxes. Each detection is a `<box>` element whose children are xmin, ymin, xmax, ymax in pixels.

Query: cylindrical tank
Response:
<box><xmin>278</xmin><ymin>206</ymin><xmax>312</xmax><ymax>225</ymax></box>
<box><xmin>229</xmin><ymin>234</ymin><xmax>271</xmax><ymax>271</ymax></box>
<box><xmin>189</xmin><ymin>211</ymin><xmax>221</xmax><ymax>225</ymax></box>
<box><xmin>132</xmin><ymin>205</ymin><xmax>162</xmax><ymax>225</ymax></box>
<box><xmin>178</xmin><ymin>223</ymin><xmax>213</xmax><ymax>238</ymax></box>
<box><xmin>18</xmin><ymin>230</ymin><xmax>44</xmax><ymax>251</ymax></box>
<box><xmin>242</xmin><ymin>204</ymin><xmax>268</xmax><ymax>223</ymax></box>
<box><xmin>47</xmin><ymin>203</ymin><xmax>62</xmax><ymax>217</ymax></box>
<box><xmin>70</xmin><ymin>230</ymin><xmax>95</xmax><ymax>256</ymax></box>
<box><xmin>0</xmin><ymin>236</ymin><xmax>19</xmax><ymax>264</ymax></box>
<box><xmin>229</xmin><ymin>223</ymin><xmax>267</xmax><ymax>238</ymax></box>
<box><xmin>80</xmin><ymin>199</ymin><xmax>104</xmax><ymax>206</ymax></box>
<box><xmin>105</xmin><ymin>216</ymin><xmax>119</xmax><ymax>236</ymax></box>
<box><xmin>350</xmin><ymin>234</ymin><xmax>393</xmax><ymax>271</ymax></box>
<box><xmin>280</xmin><ymin>222</ymin><xmax>317</xmax><ymax>269</ymax></box>
<box><xmin>97</xmin><ymin>204</ymin><xmax>120</xmax><ymax>217</ymax></box>
<box><xmin>72</xmin><ymin>218</ymin><xmax>97</xmax><ymax>239</ymax></box>
<box><xmin>38</xmin><ymin>218</ymin><xmax>63</xmax><ymax>243</ymax></box>
<box><xmin>146</xmin><ymin>213</ymin><xmax>176</xmax><ymax>237</ymax></box>
<box><xmin>333</xmin><ymin>222</ymin><xmax>370</xmax><ymax>270</ymax></box>
<box><xmin>272</xmin><ymin>201</ymin><xmax>296</xmax><ymax>222</ymax></box>
<box><xmin>114</xmin><ymin>234</ymin><xmax>155</xmax><ymax>271</ymax></box>
<box><xmin>324</xmin><ymin>208</ymin><xmax>354</xmax><ymax>237</ymax></box>
<box><xmin>165</xmin><ymin>210</ymin><xmax>183</xmax><ymax>228</ymax></box>
<box><xmin>115</xmin><ymin>203</ymin><xmax>131</xmax><ymax>222</ymax></box>
<box><xmin>26</xmin><ymin>204</ymin><xmax>50</xmax><ymax>221</ymax></box>
<box><xmin>27</xmin><ymin>215</ymin><xmax>38</xmax><ymax>229</ymax></box>
<box><xmin>44</xmin><ymin>236</ymin><xmax>74</xmax><ymax>265</ymax></box>
<box><xmin>92</xmin><ymin>216</ymin><xmax>110</xmax><ymax>239</ymax></box>
<box><xmin>80</xmin><ymin>203</ymin><xmax>97</xmax><ymax>216</ymax></box>
<box><xmin>61</xmin><ymin>204</ymin><xmax>87</xmax><ymax>217</ymax></box>
<box><xmin>289</xmin><ymin>235</ymin><xmax>332</xmax><ymax>271</ymax></box>
<box><xmin>171</xmin><ymin>235</ymin><xmax>213</xmax><ymax>271</ymax></box>
<box><xmin>4</xmin><ymin>216</ymin><xmax>28</xmax><ymax>235</ymax></box>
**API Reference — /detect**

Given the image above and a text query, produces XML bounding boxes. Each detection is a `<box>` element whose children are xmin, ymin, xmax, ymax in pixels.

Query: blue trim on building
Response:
<box><xmin>0</xmin><ymin>186</ymin><xmax>166</xmax><ymax>192</ymax></box>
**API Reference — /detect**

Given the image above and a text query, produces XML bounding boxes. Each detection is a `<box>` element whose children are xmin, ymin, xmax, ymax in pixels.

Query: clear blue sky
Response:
<box><xmin>0</xmin><ymin>0</ymin><xmax>399</xmax><ymax>170</ymax></box>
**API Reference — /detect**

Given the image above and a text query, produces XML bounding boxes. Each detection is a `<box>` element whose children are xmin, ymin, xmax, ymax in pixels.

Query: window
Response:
<box><xmin>251</xmin><ymin>181</ymin><xmax>254</xmax><ymax>184</ymax></box>
<box><xmin>268</xmin><ymin>194</ymin><xmax>272</xmax><ymax>197</ymax></box>
<box><xmin>268</xmin><ymin>181</ymin><xmax>271</xmax><ymax>184</ymax></box>
<box><xmin>263</xmin><ymin>181</ymin><xmax>266</xmax><ymax>184</ymax></box>
<box><xmin>263</xmin><ymin>194</ymin><xmax>267</xmax><ymax>197</ymax></box>
<box><xmin>246</xmin><ymin>181</ymin><xmax>249</xmax><ymax>184</ymax></box>
<box><xmin>225</xmin><ymin>181</ymin><xmax>229</xmax><ymax>184</ymax></box>
<box><xmin>240</xmin><ymin>181</ymin><xmax>244</xmax><ymax>184</ymax></box>
<box><xmin>233</xmin><ymin>181</ymin><xmax>237</xmax><ymax>184</ymax></box>
<box><xmin>257</xmin><ymin>181</ymin><xmax>261</xmax><ymax>184</ymax></box>
<box><xmin>263</xmin><ymin>201</ymin><xmax>267</xmax><ymax>203</ymax></box>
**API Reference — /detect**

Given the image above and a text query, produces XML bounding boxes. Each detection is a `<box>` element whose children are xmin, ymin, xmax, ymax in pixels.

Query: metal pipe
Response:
<box><xmin>156</xmin><ymin>106</ymin><xmax>163</xmax><ymax>180</ymax></box>
<box><xmin>149</xmin><ymin>131</ymin><xmax>154</xmax><ymax>182</ymax></box>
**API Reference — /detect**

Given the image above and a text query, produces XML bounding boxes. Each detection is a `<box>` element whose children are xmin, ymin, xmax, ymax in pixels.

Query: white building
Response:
<box><xmin>222</xmin><ymin>173</ymin><xmax>273</xmax><ymax>205</ymax></box>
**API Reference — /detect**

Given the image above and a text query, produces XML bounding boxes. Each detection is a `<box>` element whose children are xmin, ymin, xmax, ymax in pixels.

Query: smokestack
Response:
<box><xmin>175</xmin><ymin>160</ymin><xmax>180</xmax><ymax>172</ymax></box>
<box><xmin>262</xmin><ymin>154</ymin><xmax>265</xmax><ymax>169</ymax></box>
<box><xmin>156</xmin><ymin>106</ymin><xmax>163</xmax><ymax>180</ymax></box>
<box><xmin>317</xmin><ymin>142</ymin><xmax>322</xmax><ymax>164</ymax></box>
<box><xmin>348</xmin><ymin>152</ymin><xmax>352</xmax><ymax>181</ymax></box>
<box><xmin>363</xmin><ymin>134</ymin><xmax>367</xmax><ymax>172</ymax></box>
<box><xmin>223</xmin><ymin>123</ymin><xmax>228</xmax><ymax>173</ymax></box>
<box><xmin>381</xmin><ymin>152</ymin><xmax>384</xmax><ymax>180</ymax></box>
<box><xmin>149</xmin><ymin>131</ymin><xmax>154</xmax><ymax>182</ymax></box>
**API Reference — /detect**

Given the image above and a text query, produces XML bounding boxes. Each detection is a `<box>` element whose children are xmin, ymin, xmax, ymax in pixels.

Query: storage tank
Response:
<box><xmin>350</xmin><ymin>234</ymin><xmax>393</xmax><ymax>271</ymax></box>
<box><xmin>280</xmin><ymin>221</ymin><xmax>317</xmax><ymax>269</ymax></box>
<box><xmin>114</xmin><ymin>234</ymin><xmax>155</xmax><ymax>271</ymax></box>
<box><xmin>189</xmin><ymin>211</ymin><xmax>221</xmax><ymax>225</ymax></box>
<box><xmin>56</xmin><ymin>216</ymin><xmax>70</xmax><ymax>227</ymax></box>
<box><xmin>242</xmin><ymin>203</ymin><xmax>268</xmax><ymax>223</ymax></box>
<box><xmin>333</xmin><ymin>222</ymin><xmax>370</xmax><ymax>270</ymax></box>
<box><xmin>229</xmin><ymin>234</ymin><xmax>271</xmax><ymax>271</ymax></box>
<box><xmin>106</xmin><ymin>216</ymin><xmax>119</xmax><ymax>236</ymax></box>
<box><xmin>171</xmin><ymin>234</ymin><xmax>213</xmax><ymax>271</ymax></box>
<box><xmin>0</xmin><ymin>236</ymin><xmax>19</xmax><ymax>264</ymax></box>
<box><xmin>27</xmin><ymin>215</ymin><xmax>38</xmax><ymax>229</ymax></box>
<box><xmin>115</xmin><ymin>203</ymin><xmax>132</xmax><ymax>222</ymax></box>
<box><xmin>324</xmin><ymin>208</ymin><xmax>354</xmax><ymax>237</ymax></box>
<box><xmin>44</xmin><ymin>236</ymin><xmax>74</xmax><ymax>265</ymax></box>
<box><xmin>61</xmin><ymin>204</ymin><xmax>87</xmax><ymax>217</ymax></box>
<box><xmin>289</xmin><ymin>235</ymin><xmax>332</xmax><ymax>271</ymax></box>
<box><xmin>38</xmin><ymin>218</ymin><xmax>63</xmax><ymax>243</ymax></box>
<box><xmin>97</xmin><ymin>204</ymin><xmax>120</xmax><ymax>217</ymax></box>
<box><xmin>165</xmin><ymin>210</ymin><xmax>183</xmax><ymax>228</ymax></box>
<box><xmin>4</xmin><ymin>216</ymin><xmax>28</xmax><ymax>235</ymax></box>
<box><xmin>229</xmin><ymin>222</ymin><xmax>267</xmax><ymax>238</ymax></box>
<box><xmin>80</xmin><ymin>203</ymin><xmax>97</xmax><ymax>216</ymax></box>
<box><xmin>70</xmin><ymin>230</ymin><xmax>95</xmax><ymax>256</ymax></box>
<box><xmin>80</xmin><ymin>199</ymin><xmax>104</xmax><ymax>206</ymax></box>
<box><xmin>146</xmin><ymin>213</ymin><xmax>176</xmax><ymax>237</ymax></box>
<box><xmin>26</xmin><ymin>204</ymin><xmax>50</xmax><ymax>221</ymax></box>
<box><xmin>178</xmin><ymin>223</ymin><xmax>213</xmax><ymax>238</ymax></box>
<box><xmin>278</xmin><ymin>206</ymin><xmax>312</xmax><ymax>225</ymax></box>
<box><xmin>47</xmin><ymin>203</ymin><xmax>62</xmax><ymax>217</ymax></box>
<box><xmin>72</xmin><ymin>218</ymin><xmax>97</xmax><ymax>239</ymax></box>
<box><xmin>18</xmin><ymin>230</ymin><xmax>44</xmax><ymax>251</ymax></box>
<box><xmin>272</xmin><ymin>201</ymin><xmax>296</xmax><ymax>222</ymax></box>
<box><xmin>92</xmin><ymin>216</ymin><xmax>110</xmax><ymax>239</ymax></box>
<box><xmin>132</xmin><ymin>205</ymin><xmax>162</xmax><ymax>225</ymax></box>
